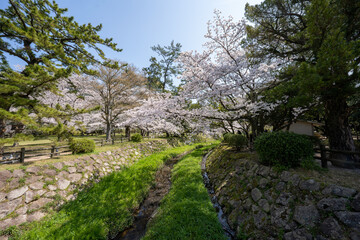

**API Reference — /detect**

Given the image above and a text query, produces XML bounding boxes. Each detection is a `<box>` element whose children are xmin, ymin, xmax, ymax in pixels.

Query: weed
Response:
<box><xmin>0</xmin><ymin>225</ymin><xmax>21</xmax><ymax>238</ymax></box>
<box><xmin>346</xmin><ymin>201</ymin><xmax>352</xmax><ymax>211</ymax></box>
<box><xmin>44</xmin><ymin>202</ymin><xmax>58</xmax><ymax>212</ymax></box>
<box><xmin>61</xmin><ymin>165</ymin><xmax>69</xmax><ymax>172</ymax></box>
<box><xmin>33</xmin><ymin>194</ymin><xmax>41</xmax><ymax>201</ymax></box>
<box><xmin>277</xmin><ymin>228</ymin><xmax>284</xmax><ymax>240</ymax></box>
<box><xmin>237</xmin><ymin>224</ymin><xmax>250</xmax><ymax>240</ymax></box>
<box><xmin>308</xmin><ymin>225</ymin><xmax>319</xmax><ymax>237</ymax></box>
<box><xmin>53</xmin><ymin>193</ymin><xmax>62</xmax><ymax>202</ymax></box>
<box><xmin>44</xmin><ymin>179</ymin><xmax>55</xmax><ymax>187</ymax></box>
<box><xmin>18</xmin><ymin>178</ymin><xmax>26</xmax><ymax>186</ymax></box>
<box><xmin>26</xmin><ymin>209</ymin><xmax>36</xmax><ymax>215</ymax></box>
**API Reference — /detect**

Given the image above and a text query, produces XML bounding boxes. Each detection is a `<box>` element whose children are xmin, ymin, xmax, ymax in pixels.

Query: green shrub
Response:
<box><xmin>130</xmin><ymin>133</ymin><xmax>142</xmax><ymax>142</ymax></box>
<box><xmin>69</xmin><ymin>139</ymin><xmax>95</xmax><ymax>154</ymax></box>
<box><xmin>167</xmin><ymin>137</ymin><xmax>181</xmax><ymax>147</ymax></box>
<box><xmin>190</xmin><ymin>134</ymin><xmax>208</xmax><ymax>143</ymax></box>
<box><xmin>223</xmin><ymin>133</ymin><xmax>248</xmax><ymax>150</ymax></box>
<box><xmin>254</xmin><ymin>131</ymin><xmax>314</xmax><ymax>169</ymax></box>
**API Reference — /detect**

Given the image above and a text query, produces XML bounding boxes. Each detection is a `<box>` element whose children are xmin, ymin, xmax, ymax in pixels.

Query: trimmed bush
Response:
<box><xmin>69</xmin><ymin>139</ymin><xmax>95</xmax><ymax>154</ymax></box>
<box><xmin>131</xmin><ymin>133</ymin><xmax>142</xmax><ymax>142</ymax></box>
<box><xmin>223</xmin><ymin>133</ymin><xmax>248</xmax><ymax>150</ymax></box>
<box><xmin>254</xmin><ymin>131</ymin><xmax>314</xmax><ymax>168</ymax></box>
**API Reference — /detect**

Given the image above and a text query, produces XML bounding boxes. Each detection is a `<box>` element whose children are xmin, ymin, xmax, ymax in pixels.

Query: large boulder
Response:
<box><xmin>293</xmin><ymin>205</ymin><xmax>320</xmax><ymax>227</ymax></box>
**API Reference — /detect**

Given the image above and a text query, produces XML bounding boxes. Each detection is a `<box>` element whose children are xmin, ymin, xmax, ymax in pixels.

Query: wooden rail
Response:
<box><xmin>0</xmin><ymin>137</ymin><xmax>132</xmax><ymax>164</ymax></box>
<box><xmin>1</xmin><ymin>145</ymin><xmax>71</xmax><ymax>164</ymax></box>
<box><xmin>314</xmin><ymin>145</ymin><xmax>360</xmax><ymax>168</ymax></box>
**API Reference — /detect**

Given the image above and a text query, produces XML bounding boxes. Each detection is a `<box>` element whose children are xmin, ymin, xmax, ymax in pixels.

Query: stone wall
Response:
<box><xmin>0</xmin><ymin>140</ymin><xmax>169</xmax><ymax>231</ymax></box>
<box><xmin>206</xmin><ymin>146</ymin><xmax>360</xmax><ymax>240</ymax></box>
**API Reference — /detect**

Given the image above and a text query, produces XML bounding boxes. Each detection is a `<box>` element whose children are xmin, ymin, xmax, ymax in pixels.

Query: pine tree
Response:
<box><xmin>0</xmin><ymin>0</ymin><xmax>121</xmax><ymax>137</ymax></box>
<box><xmin>246</xmin><ymin>0</ymin><xmax>360</xmax><ymax>162</ymax></box>
<box><xmin>143</xmin><ymin>41</ymin><xmax>182</xmax><ymax>92</ymax></box>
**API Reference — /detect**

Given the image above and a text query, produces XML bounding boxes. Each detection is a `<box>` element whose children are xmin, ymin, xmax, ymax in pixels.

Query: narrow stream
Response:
<box><xmin>112</xmin><ymin>151</ymin><xmax>190</xmax><ymax>240</ymax></box>
<box><xmin>201</xmin><ymin>150</ymin><xmax>236</xmax><ymax>240</ymax></box>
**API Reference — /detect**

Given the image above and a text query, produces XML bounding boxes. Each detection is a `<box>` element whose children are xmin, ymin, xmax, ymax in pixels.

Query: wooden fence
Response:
<box><xmin>314</xmin><ymin>145</ymin><xmax>360</xmax><ymax>168</ymax></box>
<box><xmin>0</xmin><ymin>137</ymin><xmax>131</xmax><ymax>165</ymax></box>
<box><xmin>1</xmin><ymin>145</ymin><xmax>71</xmax><ymax>164</ymax></box>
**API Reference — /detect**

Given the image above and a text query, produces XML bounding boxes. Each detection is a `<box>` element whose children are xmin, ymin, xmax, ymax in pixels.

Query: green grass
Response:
<box><xmin>143</xmin><ymin>145</ymin><xmax>226</xmax><ymax>240</ymax></box>
<box><xmin>0</xmin><ymin>138</ymin><xmax>165</xmax><ymax>171</ymax></box>
<box><xmin>10</xmin><ymin>144</ymin><xmax>198</xmax><ymax>240</ymax></box>
<box><xmin>2</xmin><ymin>134</ymin><xmax>130</xmax><ymax>149</ymax></box>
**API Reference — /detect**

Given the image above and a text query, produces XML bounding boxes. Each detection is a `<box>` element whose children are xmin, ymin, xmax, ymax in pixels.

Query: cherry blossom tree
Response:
<box><xmin>120</xmin><ymin>94</ymin><xmax>184</xmax><ymax>136</ymax></box>
<box><xmin>120</xmin><ymin>92</ymin><xmax>223</xmax><ymax>140</ymax></box>
<box><xmin>177</xmin><ymin>10</ymin><xmax>279</xmax><ymax>138</ymax></box>
<box><xmin>121</xmin><ymin>11</ymin><xmax>279</xmax><ymax>141</ymax></box>
<box><xmin>37</xmin><ymin>74</ymin><xmax>101</xmax><ymax>139</ymax></box>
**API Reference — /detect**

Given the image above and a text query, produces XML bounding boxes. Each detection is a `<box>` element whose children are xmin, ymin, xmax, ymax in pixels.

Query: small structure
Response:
<box><xmin>281</xmin><ymin>120</ymin><xmax>323</xmax><ymax>136</ymax></box>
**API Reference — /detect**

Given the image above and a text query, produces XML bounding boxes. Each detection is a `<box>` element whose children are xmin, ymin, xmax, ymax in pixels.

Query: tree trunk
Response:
<box><xmin>325</xmin><ymin>99</ymin><xmax>358</xmax><ymax>168</ymax></box>
<box><xmin>125</xmin><ymin>126</ymin><xmax>131</xmax><ymax>140</ymax></box>
<box><xmin>105</xmin><ymin>122</ymin><xmax>112</xmax><ymax>142</ymax></box>
<box><xmin>250</xmin><ymin>118</ymin><xmax>257</xmax><ymax>140</ymax></box>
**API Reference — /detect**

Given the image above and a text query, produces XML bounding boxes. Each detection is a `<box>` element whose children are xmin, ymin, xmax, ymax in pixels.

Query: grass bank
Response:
<box><xmin>7</xmin><ymin>144</ymin><xmax>199</xmax><ymax>240</ymax></box>
<box><xmin>0</xmin><ymin>138</ymin><xmax>165</xmax><ymax>171</ymax></box>
<box><xmin>143</xmin><ymin>145</ymin><xmax>226</xmax><ymax>240</ymax></box>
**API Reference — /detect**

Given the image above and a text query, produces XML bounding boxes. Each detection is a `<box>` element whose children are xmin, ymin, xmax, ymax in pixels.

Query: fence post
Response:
<box><xmin>20</xmin><ymin>148</ymin><xmax>25</xmax><ymax>163</ymax></box>
<box><xmin>112</xmin><ymin>139</ymin><xmax>115</xmax><ymax>145</ymax></box>
<box><xmin>101</xmin><ymin>140</ymin><xmax>104</xmax><ymax>147</ymax></box>
<box><xmin>320</xmin><ymin>144</ymin><xmax>327</xmax><ymax>168</ymax></box>
<box><xmin>51</xmin><ymin>146</ymin><xmax>55</xmax><ymax>158</ymax></box>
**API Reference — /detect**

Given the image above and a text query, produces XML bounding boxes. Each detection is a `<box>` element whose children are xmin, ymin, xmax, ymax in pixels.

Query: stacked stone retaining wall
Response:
<box><xmin>0</xmin><ymin>140</ymin><xmax>169</xmax><ymax>231</ymax></box>
<box><xmin>206</xmin><ymin>146</ymin><xmax>360</xmax><ymax>240</ymax></box>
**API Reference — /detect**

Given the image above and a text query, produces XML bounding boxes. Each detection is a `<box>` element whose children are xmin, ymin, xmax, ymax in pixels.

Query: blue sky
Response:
<box><xmin>0</xmin><ymin>0</ymin><xmax>262</xmax><ymax>70</ymax></box>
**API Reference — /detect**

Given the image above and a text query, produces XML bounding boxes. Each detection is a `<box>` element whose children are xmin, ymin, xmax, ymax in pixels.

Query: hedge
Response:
<box><xmin>223</xmin><ymin>133</ymin><xmax>247</xmax><ymax>150</ymax></box>
<box><xmin>69</xmin><ymin>139</ymin><xmax>96</xmax><ymax>154</ymax></box>
<box><xmin>131</xmin><ymin>133</ymin><xmax>142</xmax><ymax>142</ymax></box>
<box><xmin>254</xmin><ymin>131</ymin><xmax>313</xmax><ymax>168</ymax></box>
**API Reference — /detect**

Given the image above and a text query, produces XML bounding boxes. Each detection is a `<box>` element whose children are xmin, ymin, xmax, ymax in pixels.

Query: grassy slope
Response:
<box><xmin>0</xmin><ymin>139</ymin><xmax>164</xmax><ymax>171</ymax></box>
<box><xmin>143</xmin><ymin>145</ymin><xmax>226</xmax><ymax>240</ymax></box>
<box><xmin>4</xmin><ymin>135</ymin><xmax>122</xmax><ymax>147</ymax></box>
<box><xmin>13</xmin><ymin>144</ymin><xmax>197</xmax><ymax>240</ymax></box>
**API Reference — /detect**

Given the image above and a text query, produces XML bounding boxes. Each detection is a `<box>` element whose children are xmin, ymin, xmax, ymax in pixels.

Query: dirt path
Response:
<box><xmin>113</xmin><ymin>151</ymin><xmax>190</xmax><ymax>240</ymax></box>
